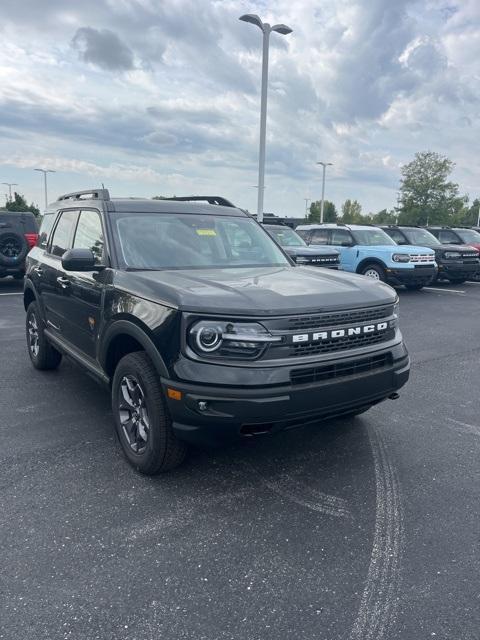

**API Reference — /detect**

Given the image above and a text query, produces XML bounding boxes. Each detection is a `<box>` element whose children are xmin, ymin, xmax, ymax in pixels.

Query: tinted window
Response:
<box><xmin>113</xmin><ymin>213</ymin><xmax>289</xmax><ymax>270</ymax></box>
<box><xmin>403</xmin><ymin>229</ymin><xmax>440</xmax><ymax>245</ymax></box>
<box><xmin>38</xmin><ymin>213</ymin><xmax>56</xmax><ymax>250</ymax></box>
<box><xmin>438</xmin><ymin>230</ymin><xmax>460</xmax><ymax>244</ymax></box>
<box><xmin>330</xmin><ymin>229</ymin><xmax>354</xmax><ymax>246</ymax></box>
<box><xmin>266</xmin><ymin>226</ymin><xmax>306</xmax><ymax>247</ymax></box>
<box><xmin>310</xmin><ymin>229</ymin><xmax>329</xmax><ymax>244</ymax></box>
<box><xmin>385</xmin><ymin>229</ymin><xmax>407</xmax><ymax>244</ymax></box>
<box><xmin>50</xmin><ymin>211</ymin><xmax>78</xmax><ymax>257</ymax></box>
<box><xmin>456</xmin><ymin>229</ymin><xmax>480</xmax><ymax>244</ymax></box>
<box><xmin>73</xmin><ymin>210</ymin><xmax>104</xmax><ymax>264</ymax></box>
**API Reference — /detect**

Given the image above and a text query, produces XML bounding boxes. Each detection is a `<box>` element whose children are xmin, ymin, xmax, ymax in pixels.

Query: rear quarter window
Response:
<box><xmin>38</xmin><ymin>213</ymin><xmax>56</xmax><ymax>250</ymax></box>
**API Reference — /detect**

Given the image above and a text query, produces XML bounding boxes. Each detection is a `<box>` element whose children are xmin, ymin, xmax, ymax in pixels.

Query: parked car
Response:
<box><xmin>24</xmin><ymin>189</ymin><xmax>409</xmax><ymax>474</ymax></box>
<box><xmin>296</xmin><ymin>224</ymin><xmax>437</xmax><ymax>290</ymax></box>
<box><xmin>0</xmin><ymin>211</ymin><xmax>38</xmax><ymax>280</ymax></box>
<box><xmin>381</xmin><ymin>225</ymin><xmax>480</xmax><ymax>285</ymax></box>
<box><xmin>425</xmin><ymin>226</ymin><xmax>480</xmax><ymax>252</ymax></box>
<box><xmin>263</xmin><ymin>223</ymin><xmax>340</xmax><ymax>268</ymax></box>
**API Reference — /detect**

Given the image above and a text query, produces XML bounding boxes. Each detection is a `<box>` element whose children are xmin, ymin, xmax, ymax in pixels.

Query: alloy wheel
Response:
<box><xmin>364</xmin><ymin>268</ymin><xmax>380</xmax><ymax>280</ymax></box>
<box><xmin>27</xmin><ymin>313</ymin><xmax>40</xmax><ymax>358</ymax></box>
<box><xmin>118</xmin><ymin>375</ymin><xmax>150</xmax><ymax>453</ymax></box>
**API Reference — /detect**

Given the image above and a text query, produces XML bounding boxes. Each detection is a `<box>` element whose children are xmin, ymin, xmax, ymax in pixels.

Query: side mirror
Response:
<box><xmin>62</xmin><ymin>248</ymin><xmax>103</xmax><ymax>272</ymax></box>
<box><xmin>340</xmin><ymin>241</ymin><xmax>354</xmax><ymax>247</ymax></box>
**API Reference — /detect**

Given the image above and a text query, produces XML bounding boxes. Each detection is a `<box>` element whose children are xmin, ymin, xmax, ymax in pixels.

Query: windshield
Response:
<box><xmin>266</xmin><ymin>226</ymin><xmax>306</xmax><ymax>247</ymax></box>
<box><xmin>113</xmin><ymin>213</ymin><xmax>290</xmax><ymax>270</ymax></box>
<box><xmin>404</xmin><ymin>229</ymin><xmax>440</xmax><ymax>245</ymax></box>
<box><xmin>456</xmin><ymin>229</ymin><xmax>480</xmax><ymax>243</ymax></box>
<box><xmin>352</xmin><ymin>229</ymin><xmax>396</xmax><ymax>246</ymax></box>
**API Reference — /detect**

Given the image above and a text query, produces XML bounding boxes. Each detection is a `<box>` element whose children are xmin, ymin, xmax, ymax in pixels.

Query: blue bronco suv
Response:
<box><xmin>296</xmin><ymin>224</ymin><xmax>437</xmax><ymax>290</ymax></box>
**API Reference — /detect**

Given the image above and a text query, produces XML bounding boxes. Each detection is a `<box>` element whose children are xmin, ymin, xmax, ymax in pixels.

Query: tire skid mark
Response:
<box><xmin>244</xmin><ymin>463</ymin><xmax>350</xmax><ymax>518</ymax></box>
<box><xmin>349</xmin><ymin>426</ymin><xmax>404</xmax><ymax>640</ymax></box>
<box><xmin>446</xmin><ymin>417</ymin><xmax>480</xmax><ymax>437</ymax></box>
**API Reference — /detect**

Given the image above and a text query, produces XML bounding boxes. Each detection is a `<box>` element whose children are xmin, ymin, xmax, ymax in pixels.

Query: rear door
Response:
<box><xmin>59</xmin><ymin>209</ymin><xmax>106</xmax><ymax>358</ymax></box>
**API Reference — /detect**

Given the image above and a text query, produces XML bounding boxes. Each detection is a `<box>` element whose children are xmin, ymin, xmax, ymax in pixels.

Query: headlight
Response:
<box><xmin>392</xmin><ymin>253</ymin><xmax>411</xmax><ymax>263</ymax></box>
<box><xmin>444</xmin><ymin>251</ymin><xmax>461</xmax><ymax>259</ymax></box>
<box><xmin>188</xmin><ymin>320</ymin><xmax>281</xmax><ymax>359</ymax></box>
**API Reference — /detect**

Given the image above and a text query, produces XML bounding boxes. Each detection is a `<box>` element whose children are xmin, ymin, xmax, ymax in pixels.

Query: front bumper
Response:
<box><xmin>437</xmin><ymin>261</ymin><xmax>480</xmax><ymax>279</ymax></box>
<box><xmin>162</xmin><ymin>343</ymin><xmax>410</xmax><ymax>446</ymax></box>
<box><xmin>385</xmin><ymin>265</ymin><xmax>437</xmax><ymax>286</ymax></box>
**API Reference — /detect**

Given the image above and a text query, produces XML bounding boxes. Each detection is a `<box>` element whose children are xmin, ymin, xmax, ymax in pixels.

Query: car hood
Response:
<box><xmin>114</xmin><ymin>266</ymin><xmax>395</xmax><ymax>316</ymax></box>
<box><xmin>432</xmin><ymin>244</ymin><xmax>479</xmax><ymax>255</ymax></box>
<box><xmin>284</xmin><ymin>246</ymin><xmax>339</xmax><ymax>258</ymax></box>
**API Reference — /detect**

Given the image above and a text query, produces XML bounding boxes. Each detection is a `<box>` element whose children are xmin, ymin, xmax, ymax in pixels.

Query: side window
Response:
<box><xmin>38</xmin><ymin>213</ymin><xmax>56</xmax><ymax>250</ymax></box>
<box><xmin>49</xmin><ymin>211</ymin><xmax>78</xmax><ymax>257</ymax></box>
<box><xmin>73</xmin><ymin>210</ymin><xmax>105</xmax><ymax>264</ymax></box>
<box><xmin>387</xmin><ymin>229</ymin><xmax>407</xmax><ymax>244</ymax></box>
<box><xmin>439</xmin><ymin>230</ymin><xmax>459</xmax><ymax>244</ymax></box>
<box><xmin>311</xmin><ymin>229</ymin><xmax>329</xmax><ymax>244</ymax></box>
<box><xmin>330</xmin><ymin>229</ymin><xmax>353</xmax><ymax>246</ymax></box>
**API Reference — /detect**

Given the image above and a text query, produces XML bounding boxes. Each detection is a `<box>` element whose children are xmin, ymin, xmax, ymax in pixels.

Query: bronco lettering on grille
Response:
<box><xmin>292</xmin><ymin>322</ymin><xmax>389</xmax><ymax>344</ymax></box>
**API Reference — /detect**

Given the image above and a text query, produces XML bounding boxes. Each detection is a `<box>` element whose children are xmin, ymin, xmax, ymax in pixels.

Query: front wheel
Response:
<box><xmin>112</xmin><ymin>352</ymin><xmax>187</xmax><ymax>474</ymax></box>
<box><xmin>360</xmin><ymin>263</ymin><xmax>386</xmax><ymax>282</ymax></box>
<box><xmin>448</xmin><ymin>278</ymin><xmax>466</xmax><ymax>285</ymax></box>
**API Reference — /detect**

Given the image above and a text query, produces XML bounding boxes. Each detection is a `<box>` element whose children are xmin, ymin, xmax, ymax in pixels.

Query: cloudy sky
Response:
<box><xmin>0</xmin><ymin>0</ymin><xmax>479</xmax><ymax>216</ymax></box>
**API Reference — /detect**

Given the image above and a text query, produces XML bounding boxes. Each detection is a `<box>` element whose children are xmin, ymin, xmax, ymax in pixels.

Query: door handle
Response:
<box><xmin>56</xmin><ymin>276</ymin><xmax>71</xmax><ymax>289</ymax></box>
<box><xmin>33</xmin><ymin>266</ymin><xmax>44</xmax><ymax>275</ymax></box>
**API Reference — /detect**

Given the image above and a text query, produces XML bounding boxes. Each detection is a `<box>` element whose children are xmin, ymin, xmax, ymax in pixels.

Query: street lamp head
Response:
<box><xmin>239</xmin><ymin>14</ymin><xmax>264</xmax><ymax>30</ymax></box>
<box><xmin>271</xmin><ymin>23</ymin><xmax>293</xmax><ymax>35</ymax></box>
<box><xmin>317</xmin><ymin>162</ymin><xmax>333</xmax><ymax>167</ymax></box>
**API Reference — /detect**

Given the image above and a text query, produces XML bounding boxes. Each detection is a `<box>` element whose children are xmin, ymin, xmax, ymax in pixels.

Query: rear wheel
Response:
<box><xmin>448</xmin><ymin>278</ymin><xmax>466</xmax><ymax>285</ymax></box>
<box><xmin>26</xmin><ymin>302</ymin><xmax>62</xmax><ymax>370</ymax></box>
<box><xmin>405</xmin><ymin>284</ymin><xmax>424</xmax><ymax>291</ymax></box>
<box><xmin>112</xmin><ymin>352</ymin><xmax>187</xmax><ymax>474</ymax></box>
<box><xmin>360</xmin><ymin>263</ymin><xmax>386</xmax><ymax>282</ymax></box>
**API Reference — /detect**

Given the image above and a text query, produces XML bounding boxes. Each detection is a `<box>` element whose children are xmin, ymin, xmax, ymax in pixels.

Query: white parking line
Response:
<box><xmin>423</xmin><ymin>287</ymin><xmax>466</xmax><ymax>294</ymax></box>
<box><xmin>0</xmin><ymin>292</ymin><xmax>23</xmax><ymax>296</ymax></box>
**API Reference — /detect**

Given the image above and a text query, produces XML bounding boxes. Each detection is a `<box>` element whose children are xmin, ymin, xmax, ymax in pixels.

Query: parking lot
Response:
<box><xmin>1</xmin><ymin>278</ymin><xmax>479</xmax><ymax>640</ymax></box>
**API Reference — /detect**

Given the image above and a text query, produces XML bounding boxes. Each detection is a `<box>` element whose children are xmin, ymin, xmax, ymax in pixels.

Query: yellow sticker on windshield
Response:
<box><xmin>196</xmin><ymin>229</ymin><xmax>217</xmax><ymax>236</ymax></box>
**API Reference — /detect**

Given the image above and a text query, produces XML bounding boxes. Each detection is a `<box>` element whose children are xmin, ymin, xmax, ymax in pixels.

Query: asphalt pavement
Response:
<box><xmin>0</xmin><ymin>277</ymin><xmax>479</xmax><ymax>640</ymax></box>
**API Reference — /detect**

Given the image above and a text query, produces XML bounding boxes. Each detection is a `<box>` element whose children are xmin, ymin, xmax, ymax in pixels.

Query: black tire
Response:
<box><xmin>112</xmin><ymin>352</ymin><xmax>187</xmax><ymax>474</ymax></box>
<box><xmin>405</xmin><ymin>284</ymin><xmax>424</xmax><ymax>291</ymax></box>
<box><xmin>26</xmin><ymin>302</ymin><xmax>62</xmax><ymax>370</ymax></box>
<box><xmin>448</xmin><ymin>278</ymin><xmax>466</xmax><ymax>285</ymax></box>
<box><xmin>360</xmin><ymin>263</ymin><xmax>386</xmax><ymax>282</ymax></box>
<box><xmin>0</xmin><ymin>231</ymin><xmax>29</xmax><ymax>268</ymax></box>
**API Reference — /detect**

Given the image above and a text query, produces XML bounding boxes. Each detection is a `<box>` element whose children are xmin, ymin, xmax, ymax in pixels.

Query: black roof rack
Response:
<box><xmin>57</xmin><ymin>189</ymin><xmax>110</xmax><ymax>202</ymax></box>
<box><xmin>164</xmin><ymin>196</ymin><xmax>235</xmax><ymax>207</ymax></box>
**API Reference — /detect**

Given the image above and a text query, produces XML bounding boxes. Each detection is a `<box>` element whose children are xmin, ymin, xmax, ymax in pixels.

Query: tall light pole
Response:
<box><xmin>34</xmin><ymin>169</ymin><xmax>55</xmax><ymax>210</ymax></box>
<box><xmin>304</xmin><ymin>198</ymin><xmax>310</xmax><ymax>219</ymax></box>
<box><xmin>2</xmin><ymin>182</ymin><xmax>18</xmax><ymax>201</ymax></box>
<box><xmin>239</xmin><ymin>14</ymin><xmax>292</xmax><ymax>223</ymax></box>
<box><xmin>477</xmin><ymin>202</ymin><xmax>480</xmax><ymax>227</ymax></box>
<box><xmin>317</xmin><ymin>162</ymin><xmax>333</xmax><ymax>224</ymax></box>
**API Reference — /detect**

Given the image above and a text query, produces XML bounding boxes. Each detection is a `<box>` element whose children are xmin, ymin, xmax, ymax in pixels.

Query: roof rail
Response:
<box><xmin>57</xmin><ymin>189</ymin><xmax>111</xmax><ymax>202</ymax></box>
<box><xmin>164</xmin><ymin>195</ymin><xmax>236</xmax><ymax>207</ymax></box>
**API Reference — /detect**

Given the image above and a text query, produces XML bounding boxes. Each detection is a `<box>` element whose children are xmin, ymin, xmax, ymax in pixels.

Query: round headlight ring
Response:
<box><xmin>195</xmin><ymin>325</ymin><xmax>223</xmax><ymax>352</ymax></box>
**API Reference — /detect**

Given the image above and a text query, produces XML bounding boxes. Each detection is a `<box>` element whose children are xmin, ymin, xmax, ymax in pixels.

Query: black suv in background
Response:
<box><xmin>0</xmin><ymin>211</ymin><xmax>38</xmax><ymax>280</ymax></box>
<box><xmin>24</xmin><ymin>189</ymin><xmax>409</xmax><ymax>474</ymax></box>
<box><xmin>263</xmin><ymin>224</ymin><xmax>340</xmax><ymax>269</ymax></box>
<box><xmin>381</xmin><ymin>225</ymin><xmax>480</xmax><ymax>284</ymax></box>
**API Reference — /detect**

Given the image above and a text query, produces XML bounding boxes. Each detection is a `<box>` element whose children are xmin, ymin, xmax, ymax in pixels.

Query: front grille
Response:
<box><xmin>290</xmin><ymin>353</ymin><xmax>392</xmax><ymax>385</ymax></box>
<box><xmin>409</xmin><ymin>254</ymin><xmax>435</xmax><ymax>263</ymax></box>
<box><xmin>284</xmin><ymin>305</ymin><xmax>393</xmax><ymax>331</ymax></box>
<box><xmin>290</xmin><ymin>329</ymin><xmax>396</xmax><ymax>357</ymax></box>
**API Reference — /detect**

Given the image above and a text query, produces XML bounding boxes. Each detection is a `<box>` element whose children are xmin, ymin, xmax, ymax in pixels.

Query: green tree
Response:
<box><xmin>397</xmin><ymin>151</ymin><xmax>466</xmax><ymax>225</ymax></box>
<box><xmin>307</xmin><ymin>200</ymin><xmax>337</xmax><ymax>223</ymax></box>
<box><xmin>452</xmin><ymin>197</ymin><xmax>480</xmax><ymax>226</ymax></box>
<box><xmin>6</xmin><ymin>192</ymin><xmax>40</xmax><ymax>217</ymax></box>
<box><xmin>340</xmin><ymin>199</ymin><xmax>363</xmax><ymax>223</ymax></box>
<box><xmin>374</xmin><ymin>208</ymin><xmax>397</xmax><ymax>224</ymax></box>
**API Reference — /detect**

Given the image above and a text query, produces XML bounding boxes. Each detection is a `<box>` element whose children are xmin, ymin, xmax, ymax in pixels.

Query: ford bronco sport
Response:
<box><xmin>24</xmin><ymin>190</ymin><xmax>410</xmax><ymax>474</ymax></box>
